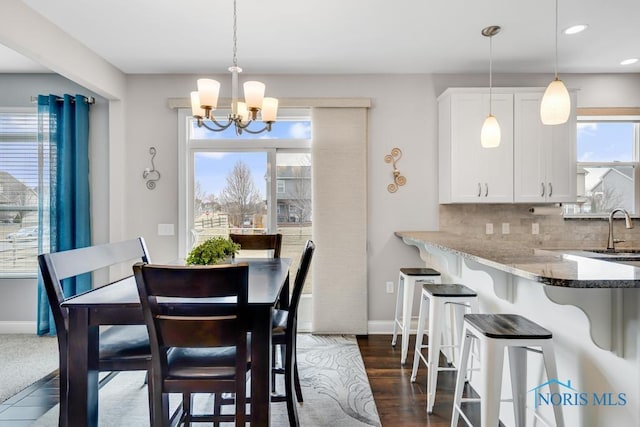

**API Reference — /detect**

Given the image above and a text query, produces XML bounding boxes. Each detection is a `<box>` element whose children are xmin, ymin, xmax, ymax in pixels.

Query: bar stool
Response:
<box><xmin>452</xmin><ymin>314</ymin><xmax>564</xmax><ymax>427</ymax></box>
<box><xmin>391</xmin><ymin>267</ymin><xmax>441</xmax><ymax>364</ymax></box>
<box><xmin>410</xmin><ymin>283</ymin><xmax>479</xmax><ymax>413</ymax></box>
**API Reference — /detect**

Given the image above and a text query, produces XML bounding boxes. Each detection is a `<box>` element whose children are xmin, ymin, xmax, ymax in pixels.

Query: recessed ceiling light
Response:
<box><xmin>563</xmin><ymin>24</ymin><xmax>588</xmax><ymax>35</ymax></box>
<box><xmin>620</xmin><ymin>58</ymin><xmax>639</xmax><ymax>65</ymax></box>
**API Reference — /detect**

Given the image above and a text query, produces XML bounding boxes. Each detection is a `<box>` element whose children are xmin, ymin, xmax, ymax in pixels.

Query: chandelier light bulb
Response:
<box><xmin>481</xmin><ymin>114</ymin><xmax>501</xmax><ymax>148</ymax></box>
<box><xmin>243</xmin><ymin>81</ymin><xmax>266</xmax><ymax>110</ymax></box>
<box><xmin>261</xmin><ymin>97</ymin><xmax>279</xmax><ymax>122</ymax></box>
<box><xmin>190</xmin><ymin>92</ymin><xmax>205</xmax><ymax>118</ymax></box>
<box><xmin>196</xmin><ymin>78</ymin><xmax>220</xmax><ymax>109</ymax></box>
<box><xmin>540</xmin><ymin>77</ymin><xmax>571</xmax><ymax>125</ymax></box>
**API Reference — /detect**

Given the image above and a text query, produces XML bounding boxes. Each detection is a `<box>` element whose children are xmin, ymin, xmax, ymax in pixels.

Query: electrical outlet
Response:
<box><xmin>386</xmin><ymin>281</ymin><xmax>394</xmax><ymax>293</ymax></box>
<box><xmin>532</xmin><ymin>223</ymin><xmax>540</xmax><ymax>235</ymax></box>
<box><xmin>502</xmin><ymin>223</ymin><xmax>510</xmax><ymax>234</ymax></box>
<box><xmin>485</xmin><ymin>223</ymin><xmax>494</xmax><ymax>235</ymax></box>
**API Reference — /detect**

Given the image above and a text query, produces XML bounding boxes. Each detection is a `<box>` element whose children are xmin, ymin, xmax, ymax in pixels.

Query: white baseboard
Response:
<box><xmin>367</xmin><ymin>320</ymin><xmax>421</xmax><ymax>335</ymax></box>
<box><xmin>0</xmin><ymin>321</ymin><xmax>37</xmax><ymax>334</ymax></box>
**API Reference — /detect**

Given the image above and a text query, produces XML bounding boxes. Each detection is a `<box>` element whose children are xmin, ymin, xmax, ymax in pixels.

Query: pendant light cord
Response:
<box><xmin>489</xmin><ymin>33</ymin><xmax>493</xmax><ymax>115</ymax></box>
<box><xmin>554</xmin><ymin>0</ymin><xmax>559</xmax><ymax>79</ymax></box>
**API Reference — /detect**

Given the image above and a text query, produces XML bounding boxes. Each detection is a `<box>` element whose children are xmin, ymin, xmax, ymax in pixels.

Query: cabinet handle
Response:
<box><xmin>478</xmin><ymin>183</ymin><xmax>482</xmax><ymax>197</ymax></box>
<box><xmin>541</xmin><ymin>183</ymin><xmax>545</xmax><ymax>197</ymax></box>
<box><xmin>548</xmin><ymin>182</ymin><xmax>553</xmax><ymax>197</ymax></box>
<box><xmin>484</xmin><ymin>183</ymin><xmax>488</xmax><ymax>197</ymax></box>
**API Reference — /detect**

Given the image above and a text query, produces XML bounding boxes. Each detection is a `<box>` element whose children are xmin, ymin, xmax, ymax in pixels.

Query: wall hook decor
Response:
<box><xmin>384</xmin><ymin>147</ymin><xmax>406</xmax><ymax>193</ymax></box>
<box><xmin>143</xmin><ymin>146</ymin><xmax>161</xmax><ymax>190</ymax></box>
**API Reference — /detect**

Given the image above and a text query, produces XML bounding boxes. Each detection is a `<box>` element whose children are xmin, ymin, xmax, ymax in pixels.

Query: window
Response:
<box><xmin>564</xmin><ymin>115</ymin><xmax>640</xmax><ymax>217</ymax></box>
<box><xmin>178</xmin><ymin>108</ymin><xmax>314</xmax><ymax>292</ymax></box>
<box><xmin>0</xmin><ymin>108</ymin><xmax>41</xmax><ymax>276</ymax></box>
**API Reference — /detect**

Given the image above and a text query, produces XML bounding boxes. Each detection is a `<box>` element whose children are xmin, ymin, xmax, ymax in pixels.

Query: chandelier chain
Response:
<box><xmin>232</xmin><ymin>0</ymin><xmax>238</xmax><ymax>67</ymax></box>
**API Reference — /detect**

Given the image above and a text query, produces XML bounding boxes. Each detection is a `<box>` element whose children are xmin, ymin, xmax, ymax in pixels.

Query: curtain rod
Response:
<box><xmin>30</xmin><ymin>96</ymin><xmax>95</xmax><ymax>104</ymax></box>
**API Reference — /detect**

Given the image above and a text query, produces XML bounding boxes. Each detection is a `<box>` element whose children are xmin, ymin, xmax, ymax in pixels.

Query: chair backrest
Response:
<box><xmin>229</xmin><ymin>233</ymin><xmax>282</xmax><ymax>258</ymax></box>
<box><xmin>286</xmin><ymin>240</ymin><xmax>315</xmax><ymax>331</ymax></box>
<box><xmin>132</xmin><ymin>262</ymin><xmax>250</xmax><ymax>377</ymax></box>
<box><xmin>38</xmin><ymin>237</ymin><xmax>151</xmax><ymax>339</ymax></box>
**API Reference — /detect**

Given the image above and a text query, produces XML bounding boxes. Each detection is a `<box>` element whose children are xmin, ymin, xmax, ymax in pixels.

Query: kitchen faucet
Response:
<box><xmin>606</xmin><ymin>208</ymin><xmax>634</xmax><ymax>251</ymax></box>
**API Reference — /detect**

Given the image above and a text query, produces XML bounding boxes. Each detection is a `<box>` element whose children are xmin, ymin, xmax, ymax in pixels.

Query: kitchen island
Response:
<box><xmin>396</xmin><ymin>231</ymin><xmax>640</xmax><ymax>427</ymax></box>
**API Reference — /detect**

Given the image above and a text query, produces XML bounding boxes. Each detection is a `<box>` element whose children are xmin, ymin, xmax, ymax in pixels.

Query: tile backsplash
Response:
<box><xmin>439</xmin><ymin>204</ymin><xmax>640</xmax><ymax>249</ymax></box>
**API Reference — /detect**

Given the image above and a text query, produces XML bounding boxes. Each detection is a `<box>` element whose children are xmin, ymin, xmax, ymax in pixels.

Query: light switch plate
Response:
<box><xmin>485</xmin><ymin>223</ymin><xmax>493</xmax><ymax>235</ymax></box>
<box><xmin>158</xmin><ymin>223</ymin><xmax>175</xmax><ymax>236</ymax></box>
<box><xmin>502</xmin><ymin>223</ymin><xmax>510</xmax><ymax>234</ymax></box>
<box><xmin>532</xmin><ymin>223</ymin><xmax>540</xmax><ymax>235</ymax></box>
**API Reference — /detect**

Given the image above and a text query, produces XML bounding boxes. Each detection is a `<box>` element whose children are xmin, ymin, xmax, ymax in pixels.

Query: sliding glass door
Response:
<box><xmin>179</xmin><ymin>108</ymin><xmax>312</xmax><ymax>293</ymax></box>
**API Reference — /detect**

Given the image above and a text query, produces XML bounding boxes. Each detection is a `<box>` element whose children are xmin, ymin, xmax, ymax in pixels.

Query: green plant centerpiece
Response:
<box><xmin>186</xmin><ymin>236</ymin><xmax>240</xmax><ymax>265</ymax></box>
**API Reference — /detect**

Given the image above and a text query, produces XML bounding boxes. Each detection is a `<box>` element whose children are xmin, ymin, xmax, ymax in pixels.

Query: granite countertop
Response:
<box><xmin>395</xmin><ymin>231</ymin><xmax>640</xmax><ymax>288</ymax></box>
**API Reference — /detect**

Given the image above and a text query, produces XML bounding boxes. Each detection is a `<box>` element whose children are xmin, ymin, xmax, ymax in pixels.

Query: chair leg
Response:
<box><xmin>293</xmin><ymin>358</ymin><xmax>303</xmax><ymax>403</ymax></box>
<box><xmin>426</xmin><ymin>298</ymin><xmax>444</xmax><ymax>413</ymax></box>
<box><xmin>271</xmin><ymin>344</ymin><xmax>278</xmax><ymax>393</ymax></box>
<box><xmin>451</xmin><ymin>326</ymin><xmax>473</xmax><ymax>427</ymax></box>
<box><xmin>58</xmin><ymin>352</ymin><xmax>68</xmax><ymax>427</ymax></box>
<box><xmin>508</xmin><ymin>346</ymin><xmax>527</xmax><ymax>427</ymax></box>
<box><xmin>410</xmin><ymin>292</ymin><xmax>428</xmax><ymax>382</ymax></box>
<box><xmin>285</xmin><ymin>332</ymin><xmax>300</xmax><ymax>427</ymax></box>
<box><xmin>391</xmin><ymin>272</ymin><xmax>404</xmax><ymax>347</ymax></box>
<box><xmin>182</xmin><ymin>393</ymin><xmax>191</xmax><ymax>427</ymax></box>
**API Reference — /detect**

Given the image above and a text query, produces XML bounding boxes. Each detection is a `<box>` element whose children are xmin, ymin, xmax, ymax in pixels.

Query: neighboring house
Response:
<box><xmin>276</xmin><ymin>165</ymin><xmax>311</xmax><ymax>224</ymax></box>
<box><xmin>0</xmin><ymin>171</ymin><xmax>37</xmax><ymax>223</ymax></box>
<box><xmin>583</xmin><ymin>167</ymin><xmax>634</xmax><ymax>213</ymax></box>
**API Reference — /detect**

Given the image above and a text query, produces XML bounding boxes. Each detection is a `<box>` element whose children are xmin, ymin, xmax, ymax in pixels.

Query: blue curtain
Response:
<box><xmin>37</xmin><ymin>94</ymin><xmax>92</xmax><ymax>336</ymax></box>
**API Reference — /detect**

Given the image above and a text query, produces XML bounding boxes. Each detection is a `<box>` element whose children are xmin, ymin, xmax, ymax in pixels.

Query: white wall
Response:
<box><xmin>122</xmin><ymin>72</ymin><xmax>640</xmax><ymax>332</ymax></box>
<box><xmin>1</xmin><ymin>71</ymin><xmax>639</xmax><ymax>331</ymax></box>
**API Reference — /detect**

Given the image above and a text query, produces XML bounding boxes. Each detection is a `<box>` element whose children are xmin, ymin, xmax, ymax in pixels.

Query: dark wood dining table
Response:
<box><xmin>61</xmin><ymin>257</ymin><xmax>291</xmax><ymax>427</ymax></box>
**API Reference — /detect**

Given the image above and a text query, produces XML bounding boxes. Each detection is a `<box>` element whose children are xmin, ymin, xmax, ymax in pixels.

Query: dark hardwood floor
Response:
<box><xmin>357</xmin><ymin>334</ymin><xmax>481</xmax><ymax>427</ymax></box>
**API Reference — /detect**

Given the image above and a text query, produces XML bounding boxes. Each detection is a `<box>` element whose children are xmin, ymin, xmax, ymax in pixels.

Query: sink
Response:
<box><xmin>585</xmin><ymin>248</ymin><xmax>640</xmax><ymax>254</ymax></box>
<box><xmin>583</xmin><ymin>249</ymin><xmax>640</xmax><ymax>261</ymax></box>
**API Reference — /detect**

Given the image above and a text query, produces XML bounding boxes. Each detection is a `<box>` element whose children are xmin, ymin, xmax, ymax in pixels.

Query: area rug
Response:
<box><xmin>33</xmin><ymin>334</ymin><xmax>381</xmax><ymax>426</ymax></box>
<box><xmin>0</xmin><ymin>334</ymin><xmax>58</xmax><ymax>403</ymax></box>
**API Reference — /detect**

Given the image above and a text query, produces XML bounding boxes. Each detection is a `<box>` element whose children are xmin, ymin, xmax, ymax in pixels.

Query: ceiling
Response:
<box><xmin>3</xmin><ymin>0</ymin><xmax>640</xmax><ymax>75</ymax></box>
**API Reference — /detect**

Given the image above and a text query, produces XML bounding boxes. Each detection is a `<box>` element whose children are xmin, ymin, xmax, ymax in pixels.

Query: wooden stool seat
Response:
<box><xmin>464</xmin><ymin>313</ymin><xmax>552</xmax><ymax>339</ymax></box>
<box><xmin>422</xmin><ymin>283</ymin><xmax>478</xmax><ymax>298</ymax></box>
<box><xmin>399</xmin><ymin>267</ymin><xmax>441</xmax><ymax>276</ymax></box>
<box><xmin>392</xmin><ymin>267</ymin><xmax>441</xmax><ymax>364</ymax></box>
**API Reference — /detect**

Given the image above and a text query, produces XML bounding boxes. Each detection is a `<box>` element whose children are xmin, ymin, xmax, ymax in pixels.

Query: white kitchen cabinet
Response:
<box><xmin>439</xmin><ymin>89</ymin><xmax>514</xmax><ymax>203</ymax></box>
<box><xmin>513</xmin><ymin>91</ymin><xmax>577</xmax><ymax>203</ymax></box>
<box><xmin>438</xmin><ymin>87</ymin><xmax>576</xmax><ymax>204</ymax></box>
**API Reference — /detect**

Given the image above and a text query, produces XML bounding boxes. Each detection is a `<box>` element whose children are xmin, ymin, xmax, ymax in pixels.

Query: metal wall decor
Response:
<box><xmin>384</xmin><ymin>147</ymin><xmax>406</xmax><ymax>193</ymax></box>
<box><xmin>143</xmin><ymin>147</ymin><xmax>161</xmax><ymax>189</ymax></box>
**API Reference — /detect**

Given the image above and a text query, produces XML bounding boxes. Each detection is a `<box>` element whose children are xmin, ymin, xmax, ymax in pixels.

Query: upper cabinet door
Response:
<box><xmin>514</xmin><ymin>92</ymin><xmax>576</xmax><ymax>203</ymax></box>
<box><xmin>439</xmin><ymin>90</ymin><xmax>513</xmax><ymax>203</ymax></box>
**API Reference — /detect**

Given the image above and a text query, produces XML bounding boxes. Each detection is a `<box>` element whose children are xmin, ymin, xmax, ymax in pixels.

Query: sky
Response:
<box><xmin>193</xmin><ymin>120</ymin><xmax>312</xmax><ymax>198</ymax></box>
<box><xmin>577</xmin><ymin>122</ymin><xmax>635</xmax><ymax>162</ymax></box>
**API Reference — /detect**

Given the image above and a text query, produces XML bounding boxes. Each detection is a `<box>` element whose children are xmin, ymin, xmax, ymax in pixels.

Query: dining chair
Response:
<box><xmin>229</xmin><ymin>232</ymin><xmax>282</xmax><ymax>258</ymax></box>
<box><xmin>271</xmin><ymin>239</ymin><xmax>315</xmax><ymax>427</ymax></box>
<box><xmin>133</xmin><ymin>261</ymin><xmax>251</xmax><ymax>427</ymax></box>
<box><xmin>37</xmin><ymin>238</ymin><xmax>153</xmax><ymax>427</ymax></box>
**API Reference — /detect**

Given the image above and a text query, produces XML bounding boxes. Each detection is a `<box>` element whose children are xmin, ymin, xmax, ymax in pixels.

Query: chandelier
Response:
<box><xmin>190</xmin><ymin>0</ymin><xmax>278</xmax><ymax>135</ymax></box>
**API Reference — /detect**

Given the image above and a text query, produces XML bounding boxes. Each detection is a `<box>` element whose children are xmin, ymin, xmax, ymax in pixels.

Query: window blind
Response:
<box><xmin>0</xmin><ymin>109</ymin><xmax>40</xmax><ymax>275</ymax></box>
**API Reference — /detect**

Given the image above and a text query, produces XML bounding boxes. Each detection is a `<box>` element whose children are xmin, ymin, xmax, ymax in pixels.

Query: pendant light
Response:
<box><xmin>540</xmin><ymin>0</ymin><xmax>571</xmax><ymax>125</ymax></box>
<box><xmin>481</xmin><ymin>25</ymin><xmax>501</xmax><ymax>148</ymax></box>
